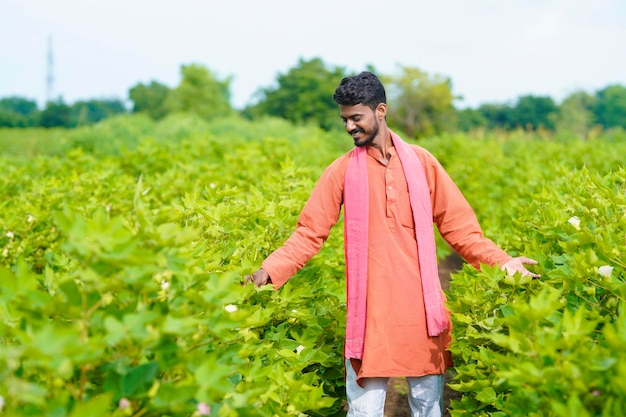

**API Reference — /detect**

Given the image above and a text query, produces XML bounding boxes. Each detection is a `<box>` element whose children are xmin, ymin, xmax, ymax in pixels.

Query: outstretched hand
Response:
<box><xmin>501</xmin><ymin>256</ymin><xmax>540</xmax><ymax>278</ymax></box>
<box><xmin>244</xmin><ymin>268</ymin><xmax>271</xmax><ymax>287</ymax></box>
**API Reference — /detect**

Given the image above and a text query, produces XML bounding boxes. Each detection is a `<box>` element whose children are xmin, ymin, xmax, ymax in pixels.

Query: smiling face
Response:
<box><xmin>340</xmin><ymin>103</ymin><xmax>387</xmax><ymax>147</ymax></box>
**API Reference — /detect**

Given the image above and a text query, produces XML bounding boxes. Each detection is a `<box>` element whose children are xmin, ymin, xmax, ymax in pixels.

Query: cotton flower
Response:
<box><xmin>161</xmin><ymin>280</ymin><xmax>170</xmax><ymax>290</ymax></box>
<box><xmin>567</xmin><ymin>216</ymin><xmax>580</xmax><ymax>229</ymax></box>
<box><xmin>598</xmin><ymin>265</ymin><xmax>614</xmax><ymax>278</ymax></box>
<box><xmin>6</xmin><ymin>231</ymin><xmax>14</xmax><ymax>239</ymax></box>
<box><xmin>197</xmin><ymin>402</ymin><xmax>211</xmax><ymax>415</ymax></box>
<box><xmin>296</xmin><ymin>345</ymin><xmax>305</xmax><ymax>354</ymax></box>
<box><xmin>118</xmin><ymin>398</ymin><xmax>131</xmax><ymax>409</ymax></box>
<box><xmin>224</xmin><ymin>304</ymin><xmax>238</xmax><ymax>313</ymax></box>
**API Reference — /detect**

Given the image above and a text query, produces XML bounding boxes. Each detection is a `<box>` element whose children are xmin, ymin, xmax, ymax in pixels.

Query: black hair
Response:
<box><xmin>332</xmin><ymin>71</ymin><xmax>387</xmax><ymax>110</ymax></box>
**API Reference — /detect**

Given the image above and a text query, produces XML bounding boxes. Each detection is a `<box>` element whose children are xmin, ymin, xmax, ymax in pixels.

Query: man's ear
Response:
<box><xmin>376</xmin><ymin>103</ymin><xmax>387</xmax><ymax>119</ymax></box>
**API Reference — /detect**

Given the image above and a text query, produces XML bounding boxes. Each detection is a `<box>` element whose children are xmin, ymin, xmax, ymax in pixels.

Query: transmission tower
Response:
<box><xmin>46</xmin><ymin>35</ymin><xmax>54</xmax><ymax>103</ymax></box>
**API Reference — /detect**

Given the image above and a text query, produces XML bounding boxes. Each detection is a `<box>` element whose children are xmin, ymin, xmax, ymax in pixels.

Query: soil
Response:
<box><xmin>383</xmin><ymin>251</ymin><xmax>465</xmax><ymax>417</ymax></box>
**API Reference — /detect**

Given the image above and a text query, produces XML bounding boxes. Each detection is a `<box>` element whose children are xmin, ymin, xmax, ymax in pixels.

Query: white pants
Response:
<box><xmin>345</xmin><ymin>359</ymin><xmax>444</xmax><ymax>417</ymax></box>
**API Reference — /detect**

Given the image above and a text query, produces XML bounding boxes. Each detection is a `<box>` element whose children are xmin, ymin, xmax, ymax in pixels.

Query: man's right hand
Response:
<box><xmin>244</xmin><ymin>268</ymin><xmax>271</xmax><ymax>287</ymax></box>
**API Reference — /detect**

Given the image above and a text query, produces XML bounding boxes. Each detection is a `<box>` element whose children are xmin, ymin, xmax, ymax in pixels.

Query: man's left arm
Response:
<box><xmin>419</xmin><ymin>149</ymin><xmax>539</xmax><ymax>277</ymax></box>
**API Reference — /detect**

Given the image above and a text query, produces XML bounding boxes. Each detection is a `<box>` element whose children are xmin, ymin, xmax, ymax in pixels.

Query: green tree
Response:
<box><xmin>128</xmin><ymin>81</ymin><xmax>170</xmax><ymax>120</ymax></box>
<box><xmin>0</xmin><ymin>96</ymin><xmax>40</xmax><ymax>127</ymax></box>
<box><xmin>384</xmin><ymin>66</ymin><xmax>456</xmax><ymax>138</ymax></box>
<box><xmin>478</xmin><ymin>103</ymin><xmax>514</xmax><ymax>130</ymax></box>
<box><xmin>245</xmin><ymin>57</ymin><xmax>347</xmax><ymax>131</ymax></box>
<box><xmin>594</xmin><ymin>84</ymin><xmax>626</xmax><ymax>129</ymax></box>
<box><xmin>71</xmin><ymin>98</ymin><xmax>128</xmax><ymax>126</ymax></box>
<box><xmin>555</xmin><ymin>91</ymin><xmax>596</xmax><ymax>139</ymax></box>
<box><xmin>455</xmin><ymin>107</ymin><xmax>488</xmax><ymax>132</ymax></box>
<box><xmin>509</xmin><ymin>95</ymin><xmax>558</xmax><ymax>131</ymax></box>
<box><xmin>40</xmin><ymin>99</ymin><xmax>72</xmax><ymax>128</ymax></box>
<box><xmin>164</xmin><ymin>64</ymin><xmax>232</xmax><ymax>121</ymax></box>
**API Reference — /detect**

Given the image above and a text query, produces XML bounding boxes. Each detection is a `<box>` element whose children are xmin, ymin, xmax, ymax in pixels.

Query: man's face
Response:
<box><xmin>339</xmin><ymin>104</ymin><xmax>380</xmax><ymax>147</ymax></box>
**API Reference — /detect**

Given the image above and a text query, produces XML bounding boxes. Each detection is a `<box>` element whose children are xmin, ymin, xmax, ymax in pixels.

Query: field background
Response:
<box><xmin>1</xmin><ymin>114</ymin><xmax>625</xmax><ymax>416</ymax></box>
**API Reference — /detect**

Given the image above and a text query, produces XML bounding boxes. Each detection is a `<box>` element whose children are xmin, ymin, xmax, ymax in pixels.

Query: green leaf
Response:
<box><xmin>103</xmin><ymin>316</ymin><xmax>126</xmax><ymax>346</ymax></box>
<box><xmin>162</xmin><ymin>314</ymin><xmax>199</xmax><ymax>335</ymax></box>
<box><xmin>68</xmin><ymin>393</ymin><xmax>112</xmax><ymax>417</ymax></box>
<box><xmin>193</xmin><ymin>354</ymin><xmax>234</xmax><ymax>400</ymax></box>
<box><xmin>152</xmin><ymin>382</ymin><xmax>197</xmax><ymax>411</ymax></box>
<box><xmin>121</xmin><ymin>362</ymin><xmax>159</xmax><ymax>397</ymax></box>
<box><xmin>58</xmin><ymin>279</ymin><xmax>82</xmax><ymax>305</ymax></box>
<box><xmin>475</xmin><ymin>387</ymin><xmax>497</xmax><ymax>403</ymax></box>
<box><xmin>0</xmin><ymin>266</ymin><xmax>18</xmax><ymax>301</ymax></box>
<box><xmin>133</xmin><ymin>174</ymin><xmax>154</xmax><ymax>231</ymax></box>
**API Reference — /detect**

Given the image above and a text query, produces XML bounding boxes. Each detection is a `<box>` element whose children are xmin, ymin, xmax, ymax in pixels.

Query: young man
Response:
<box><xmin>246</xmin><ymin>71</ymin><xmax>537</xmax><ymax>417</ymax></box>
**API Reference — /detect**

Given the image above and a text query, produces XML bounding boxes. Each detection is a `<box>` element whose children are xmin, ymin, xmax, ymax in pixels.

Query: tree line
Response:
<box><xmin>1</xmin><ymin>57</ymin><xmax>624</xmax><ymax>139</ymax></box>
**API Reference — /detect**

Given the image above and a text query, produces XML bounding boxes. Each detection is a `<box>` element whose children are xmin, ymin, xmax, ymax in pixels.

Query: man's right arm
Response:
<box><xmin>249</xmin><ymin>157</ymin><xmax>347</xmax><ymax>289</ymax></box>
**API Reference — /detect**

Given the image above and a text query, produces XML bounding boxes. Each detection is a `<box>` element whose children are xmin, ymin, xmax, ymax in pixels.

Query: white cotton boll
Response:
<box><xmin>568</xmin><ymin>216</ymin><xmax>581</xmax><ymax>229</ymax></box>
<box><xmin>598</xmin><ymin>265</ymin><xmax>614</xmax><ymax>278</ymax></box>
<box><xmin>27</xmin><ymin>215</ymin><xmax>34</xmax><ymax>223</ymax></box>
<box><xmin>224</xmin><ymin>304</ymin><xmax>238</xmax><ymax>313</ymax></box>
<box><xmin>296</xmin><ymin>345</ymin><xmax>305</xmax><ymax>354</ymax></box>
<box><xmin>118</xmin><ymin>398</ymin><xmax>131</xmax><ymax>409</ymax></box>
<box><xmin>161</xmin><ymin>281</ymin><xmax>170</xmax><ymax>290</ymax></box>
<box><xmin>6</xmin><ymin>231</ymin><xmax>14</xmax><ymax>239</ymax></box>
<box><xmin>0</xmin><ymin>395</ymin><xmax>5</xmax><ymax>411</ymax></box>
<box><xmin>197</xmin><ymin>402</ymin><xmax>211</xmax><ymax>415</ymax></box>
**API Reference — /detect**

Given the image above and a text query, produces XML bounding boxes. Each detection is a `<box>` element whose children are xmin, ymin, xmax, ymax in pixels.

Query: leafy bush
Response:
<box><xmin>1</xmin><ymin>116</ymin><xmax>347</xmax><ymax>416</ymax></box>
<box><xmin>1</xmin><ymin>117</ymin><xmax>624</xmax><ymax>416</ymax></box>
<box><xmin>435</xmin><ymin>134</ymin><xmax>626</xmax><ymax>416</ymax></box>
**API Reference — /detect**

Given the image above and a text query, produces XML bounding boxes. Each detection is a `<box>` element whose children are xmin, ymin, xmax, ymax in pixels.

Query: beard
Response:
<box><xmin>351</xmin><ymin>119</ymin><xmax>379</xmax><ymax>147</ymax></box>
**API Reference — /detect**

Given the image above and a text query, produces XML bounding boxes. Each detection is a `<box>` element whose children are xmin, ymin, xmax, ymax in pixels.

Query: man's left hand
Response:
<box><xmin>501</xmin><ymin>256</ymin><xmax>540</xmax><ymax>278</ymax></box>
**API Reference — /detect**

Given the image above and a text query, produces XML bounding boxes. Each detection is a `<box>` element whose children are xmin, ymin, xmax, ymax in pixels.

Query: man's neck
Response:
<box><xmin>368</xmin><ymin>128</ymin><xmax>393</xmax><ymax>160</ymax></box>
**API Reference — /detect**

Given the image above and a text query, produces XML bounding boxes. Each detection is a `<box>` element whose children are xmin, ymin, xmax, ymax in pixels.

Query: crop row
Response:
<box><xmin>1</xmin><ymin>115</ymin><xmax>624</xmax><ymax>416</ymax></box>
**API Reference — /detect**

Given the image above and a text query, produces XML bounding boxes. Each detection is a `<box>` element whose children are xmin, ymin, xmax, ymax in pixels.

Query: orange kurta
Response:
<box><xmin>262</xmin><ymin>143</ymin><xmax>511</xmax><ymax>380</ymax></box>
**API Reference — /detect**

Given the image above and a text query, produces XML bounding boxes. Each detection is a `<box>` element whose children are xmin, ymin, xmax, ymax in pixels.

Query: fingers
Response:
<box><xmin>243</xmin><ymin>270</ymin><xmax>269</xmax><ymax>287</ymax></box>
<box><xmin>242</xmin><ymin>274</ymin><xmax>253</xmax><ymax>286</ymax></box>
<box><xmin>518</xmin><ymin>256</ymin><xmax>538</xmax><ymax>265</ymax></box>
<box><xmin>517</xmin><ymin>257</ymin><xmax>540</xmax><ymax>277</ymax></box>
<box><xmin>253</xmin><ymin>275</ymin><xmax>267</xmax><ymax>287</ymax></box>
<box><xmin>243</xmin><ymin>273</ymin><xmax>259</xmax><ymax>286</ymax></box>
<box><xmin>522</xmin><ymin>269</ymin><xmax>541</xmax><ymax>278</ymax></box>
<box><xmin>244</xmin><ymin>274</ymin><xmax>259</xmax><ymax>286</ymax></box>
<box><xmin>502</xmin><ymin>256</ymin><xmax>541</xmax><ymax>278</ymax></box>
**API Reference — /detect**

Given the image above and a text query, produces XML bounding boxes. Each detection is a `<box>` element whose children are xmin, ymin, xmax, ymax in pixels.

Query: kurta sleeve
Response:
<box><xmin>414</xmin><ymin>146</ymin><xmax>512</xmax><ymax>269</ymax></box>
<box><xmin>261</xmin><ymin>156</ymin><xmax>347</xmax><ymax>289</ymax></box>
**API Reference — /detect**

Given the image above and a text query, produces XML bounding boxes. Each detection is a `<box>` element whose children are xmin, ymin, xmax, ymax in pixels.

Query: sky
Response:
<box><xmin>1</xmin><ymin>0</ymin><xmax>625</xmax><ymax>110</ymax></box>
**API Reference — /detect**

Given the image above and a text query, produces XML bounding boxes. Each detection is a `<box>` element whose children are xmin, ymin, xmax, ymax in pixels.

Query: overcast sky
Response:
<box><xmin>1</xmin><ymin>0</ymin><xmax>625</xmax><ymax>109</ymax></box>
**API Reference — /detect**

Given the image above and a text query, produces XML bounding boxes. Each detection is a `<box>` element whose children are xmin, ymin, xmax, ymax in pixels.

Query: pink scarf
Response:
<box><xmin>343</xmin><ymin>131</ymin><xmax>448</xmax><ymax>359</ymax></box>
